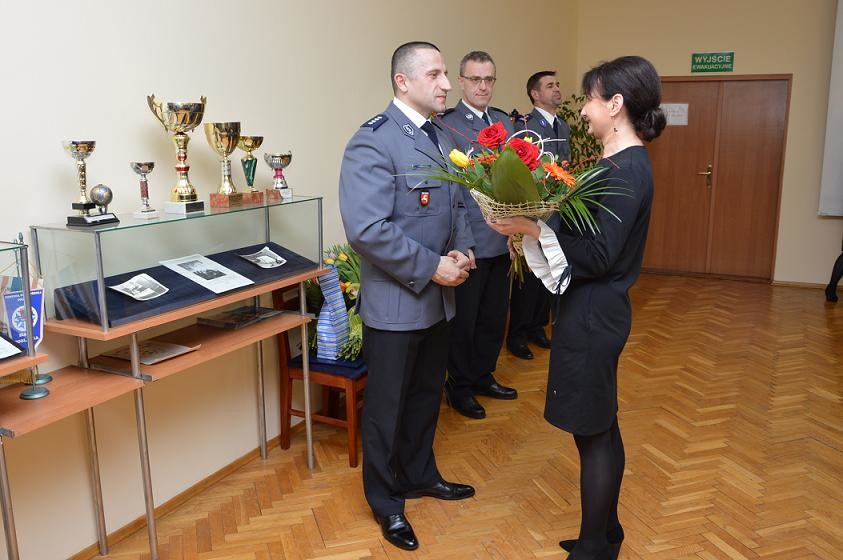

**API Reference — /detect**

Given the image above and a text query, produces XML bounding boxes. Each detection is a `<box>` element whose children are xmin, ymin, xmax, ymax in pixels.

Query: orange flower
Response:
<box><xmin>473</xmin><ymin>153</ymin><xmax>498</xmax><ymax>166</ymax></box>
<box><xmin>543</xmin><ymin>162</ymin><xmax>577</xmax><ymax>188</ymax></box>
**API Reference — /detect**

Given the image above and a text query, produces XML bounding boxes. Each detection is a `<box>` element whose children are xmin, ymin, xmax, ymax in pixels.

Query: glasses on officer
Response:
<box><xmin>461</xmin><ymin>75</ymin><xmax>497</xmax><ymax>86</ymax></box>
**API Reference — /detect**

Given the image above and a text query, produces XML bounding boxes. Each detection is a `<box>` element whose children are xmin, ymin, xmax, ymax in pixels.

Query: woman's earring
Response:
<box><xmin>612</xmin><ymin>117</ymin><xmax>618</xmax><ymax>134</ymax></box>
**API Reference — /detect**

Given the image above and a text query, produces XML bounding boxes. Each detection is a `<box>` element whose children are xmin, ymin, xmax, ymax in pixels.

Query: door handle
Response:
<box><xmin>697</xmin><ymin>164</ymin><xmax>713</xmax><ymax>188</ymax></box>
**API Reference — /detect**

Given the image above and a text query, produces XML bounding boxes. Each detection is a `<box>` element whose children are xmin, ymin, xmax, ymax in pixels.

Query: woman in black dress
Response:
<box><xmin>488</xmin><ymin>56</ymin><xmax>666</xmax><ymax>560</ymax></box>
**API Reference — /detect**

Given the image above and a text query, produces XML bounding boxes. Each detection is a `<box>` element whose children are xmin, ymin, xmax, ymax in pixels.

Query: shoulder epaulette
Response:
<box><xmin>441</xmin><ymin>107</ymin><xmax>456</xmax><ymax>116</ymax></box>
<box><xmin>361</xmin><ymin>114</ymin><xmax>388</xmax><ymax>130</ymax></box>
<box><xmin>488</xmin><ymin>106</ymin><xmax>508</xmax><ymax>115</ymax></box>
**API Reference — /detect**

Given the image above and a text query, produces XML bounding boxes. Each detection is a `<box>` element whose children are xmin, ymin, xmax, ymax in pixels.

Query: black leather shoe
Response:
<box><xmin>405</xmin><ymin>479</ymin><xmax>476</xmax><ymax>500</ymax></box>
<box><xmin>528</xmin><ymin>332</ymin><xmax>552</xmax><ymax>348</ymax></box>
<box><xmin>560</xmin><ymin>525</ymin><xmax>624</xmax><ymax>560</ymax></box>
<box><xmin>826</xmin><ymin>284</ymin><xmax>839</xmax><ymax>303</ymax></box>
<box><xmin>376</xmin><ymin>513</ymin><xmax>418</xmax><ymax>551</ymax></box>
<box><xmin>507</xmin><ymin>342</ymin><xmax>533</xmax><ymax>360</ymax></box>
<box><xmin>473</xmin><ymin>381</ymin><xmax>518</xmax><ymax>400</ymax></box>
<box><xmin>445</xmin><ymin>390</ymin><xmax>486</xmax><ymax>419</ymax></box>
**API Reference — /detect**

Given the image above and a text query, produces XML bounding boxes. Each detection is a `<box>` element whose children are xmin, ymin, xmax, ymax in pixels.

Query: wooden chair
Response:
<box><xmin>273</xmin><ymin>290</ymin><xmax>367</xmax><ymax>467</ymax></box>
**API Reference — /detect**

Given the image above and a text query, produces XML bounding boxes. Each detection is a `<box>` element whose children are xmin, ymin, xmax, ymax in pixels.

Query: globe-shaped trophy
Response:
<box><xmin>204</xmin><ymin>122</ymin><xmax>243</xmax><ymax>208</ymax></box>
<box><xmin>147</xmin><ymin>94</ymin><xmax>206</xmax><ymax>214</ymax></box>
<box><xmin>264</xmin><ymin>152</ymin><xmax>293</xmax><ymax>201</ymax></box>
<box><xmin>63</xmin><ymin>141</ymin><xmax>119</xmax><ymax>226</ymax></box>
<box><xmin>130</xmin><ymin>162</ymin><xmax>158</xmax><ymax>219</ymax></box>
<box><xmin>238</xmin><ymin>135</ymin><xmax>264</xmax><ymax>204</ymax></box>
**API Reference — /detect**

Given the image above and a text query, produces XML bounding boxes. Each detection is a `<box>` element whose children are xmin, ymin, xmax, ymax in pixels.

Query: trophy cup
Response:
<box><xmin>147</xmin><ymin>94</ymin><xmax>206</xmax><ymax>214</ymax></box>
<box><xmin>238</xmin><ymin>135</ymin><xmax>264</xmax><ymax>204</ymax></box>
<box><xmin>264</xmin><ymin>152</ymin><xmax>293</xmax><ymax>201</ymax></box>
<box><xmin>130</xmin><ymin>162</ymin><xmax>158</xmax><ymax>219</ymax></box>
<box><xmin>63</xmin><ymin>141</ymin><xmax>119</xmax><ymax>226</ymax></box>
<box><xmin>204</xmin><ymin>122</ymin><xmax>243</xmax><ymax>208</ymax></box>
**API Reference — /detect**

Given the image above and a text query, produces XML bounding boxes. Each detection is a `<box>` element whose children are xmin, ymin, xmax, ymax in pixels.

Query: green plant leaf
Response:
<box><xmin>490</xmin><ymin>147</ymin><xmax>540</xmax><ymax>203</ymax></box>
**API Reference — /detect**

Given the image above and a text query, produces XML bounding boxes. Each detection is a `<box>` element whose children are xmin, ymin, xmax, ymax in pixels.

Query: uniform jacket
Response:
<box><xmin>339</xmin><ymin>101</ymin><xmax>474</xmax><ymax>331</ymax></box>
<box><xmin>514</xmin><ymin>107</ymin><xmax>571</xmax><ymax>162</ymax></box>
<box><xmin>439</xmin><ymin>100</ymin><xmax>514</xmax><ymax>258</ymax></box>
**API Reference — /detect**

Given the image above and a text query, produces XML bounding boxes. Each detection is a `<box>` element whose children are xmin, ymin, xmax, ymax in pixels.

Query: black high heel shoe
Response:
<box><xmin>560</xmin><ymin>525</ymin><xmax>624</xmax><ymax>560</ymax></box>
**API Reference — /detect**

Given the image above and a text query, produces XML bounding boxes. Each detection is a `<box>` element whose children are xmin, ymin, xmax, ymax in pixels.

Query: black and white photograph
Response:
<box><xmin>160</xmin><ymin>254</ymin><xmax>254</xmax><ymax>294</ymax></box>
<box><xmin>178</xmin><ymin>259</ymin><xmax>226</xmax><ymax>280</ymax></box>
<box><xmin>108</xmin><ymin>273</ymin><xmax>169</xmax><ymax>301</ymax></box>
<box><xmin>238</xmin><ymin>246</ymin><xmax>288</xmax><ymax>269</ymax></box>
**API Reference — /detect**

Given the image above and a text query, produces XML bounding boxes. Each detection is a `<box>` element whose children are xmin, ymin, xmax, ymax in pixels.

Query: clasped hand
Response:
<box><xmin>432</xmin><ymin>250</ymin><xmax>471</xmax><ymax>286</ymax></box>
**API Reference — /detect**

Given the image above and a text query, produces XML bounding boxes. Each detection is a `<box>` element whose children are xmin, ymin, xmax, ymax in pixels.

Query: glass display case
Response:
<box><xmin>31</xmin><ymin>196</ymin><xmax>323</xmax><ymax>331</ymax></box>
<box><xmin>19</xmin><ymin>196</ymin><xmax>325</xmax><ymax>560</ymax></box>
<box><xmin>0</xmin><ymin>240</ymin><xmax>49</xmax><ymax>400</ymax></box>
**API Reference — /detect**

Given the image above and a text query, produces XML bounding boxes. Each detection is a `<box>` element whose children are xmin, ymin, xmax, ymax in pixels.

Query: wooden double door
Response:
<box><xmin>643</xmin><ymin>76</ymin><xmax>790</xmax><ymax>280</ymax></box>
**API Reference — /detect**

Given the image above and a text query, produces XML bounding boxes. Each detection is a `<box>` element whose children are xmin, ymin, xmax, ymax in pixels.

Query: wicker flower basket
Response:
<box><xmin>469</xmin><ymin>190</ymin><xmax>557</xmax><ymax>222</ymax></box>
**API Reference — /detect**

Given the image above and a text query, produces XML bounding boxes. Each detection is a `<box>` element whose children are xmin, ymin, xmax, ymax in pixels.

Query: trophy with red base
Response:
<box><xmin>264</xmin><ymin>152</ymin><xmax>292</xmax><ymax>202</ymax></box>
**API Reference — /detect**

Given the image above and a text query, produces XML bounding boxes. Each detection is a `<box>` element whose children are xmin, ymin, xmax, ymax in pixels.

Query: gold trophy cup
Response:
<box><xmin>238</xmin><ymin>135</ymin><xmax>264</xmax><ymax>204</ymax></box>
<box><xmin>264</xmin><ymin>152</ymin><xmax>293</xmax><ymax>202</ymax></box>
<box><xmin>147</xmin><ymin>94</ymin><xmax>206</xmax><ymax>214</ymax></box>
<box><xmin>204</xmin><ymin>122</ymin><xmax>243</xmax><ymax>208</ymax></box>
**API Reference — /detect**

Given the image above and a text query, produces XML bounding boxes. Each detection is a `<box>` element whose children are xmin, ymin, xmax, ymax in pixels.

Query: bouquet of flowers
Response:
<box><xmin>421</xmin><ymin>120</ymin><xmax>626</xmax><ymax>279</ymax></box>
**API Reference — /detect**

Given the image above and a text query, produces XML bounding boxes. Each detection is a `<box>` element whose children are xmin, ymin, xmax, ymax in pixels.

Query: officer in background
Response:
<box><xmin>339</xmin><ymin>41</ymin><xmax>476</xmax><ymax>552</ymax></box>
<box><xmin>439</xmin><ymin>51</ymin><xmax>518</xmax><ymax>419</ymax></box>
<box><xmin>508</xmin><ymin>71</ymin><xmax>571</xmax><ymax>359</ymax></box>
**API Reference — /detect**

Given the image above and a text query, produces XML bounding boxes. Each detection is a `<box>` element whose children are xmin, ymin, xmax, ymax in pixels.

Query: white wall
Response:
<box><xmin>0</xmin><ymin>1</ymin><xmax>574</xmax><ymax>558</ymax></box>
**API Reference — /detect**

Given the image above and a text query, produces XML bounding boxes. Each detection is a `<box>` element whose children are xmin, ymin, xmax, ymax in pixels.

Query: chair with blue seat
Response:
<box><xmin>276</xmin><ymin>329</ymin><xmax>367</xmax><ymax>467</ymax></box>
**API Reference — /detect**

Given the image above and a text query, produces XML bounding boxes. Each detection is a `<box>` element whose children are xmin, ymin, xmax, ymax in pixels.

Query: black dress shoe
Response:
<box><xmin>528</xmin><ymin>332</ymin><xmax>552</xmax><ymax>348</ymax></box>
<box><xmin>826</xmin><ymin>284</ymin><xmax>839</xmax><ymax>303</ymax></box>
<box><xmin>376</xmin><ymin>513</ymin><xmax>418</xmax><ymax>551</ymax></box>
<box><xmin>405</xmin><ymin>479</ymin><xmax>475</xmax><ymax>500</ymax></box>
<box><xmin>507</xmin><ymin>342</ymin><xmax>533</xmax><ymax>360</ymax></box>
<box><xmin>473</xmin><ymin>381</ymin><xmax>518</xmax><ymax>400</ymax></box>
<box><xmin>445</xmin><ymin>390</ymin><xmax>486</xmax><ymax>419</ymax></box>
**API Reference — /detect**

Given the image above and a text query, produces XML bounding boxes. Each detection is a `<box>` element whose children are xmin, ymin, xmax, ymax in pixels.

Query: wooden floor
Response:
<box><xmin>101</xmin><ymin>274</ymin><xmax>843</xmax><ymax>560</ymax></box>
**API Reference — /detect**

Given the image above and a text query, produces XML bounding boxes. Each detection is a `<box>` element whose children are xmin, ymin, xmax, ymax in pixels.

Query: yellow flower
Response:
<box><xmin>449</xmin><ymin>149</ymin><xmax>470</xmax><ymax>168</ymax></box>
<box><xmin>324</xmin><ymin>257</ymin><xmax>335</xmax><ymax>265</ymax></box>
<box><xmin>524</xmin><ymin>136</ymin><xmax>534</xmax><ymax>144</ymax></box>
<box><xmin>338</xmin><ymin>252</ymin><xmax>349</xmax><ymax>262</ymax></box>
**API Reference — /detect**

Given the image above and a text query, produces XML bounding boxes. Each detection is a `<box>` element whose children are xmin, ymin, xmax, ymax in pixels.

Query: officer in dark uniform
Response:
<box><xmin>438</xmin><ymin>51</ymin><xmax>518</xmax><ymax>419</ymax></box>
<box><xmin>339</xmin><ymin>41</ymin><xmax>475</xmax><ymax>552</ymax></box>
<box><xmin>508</xmin><ymin>70</ymin><xmax>571</xmax><ymax>360</ymax></box>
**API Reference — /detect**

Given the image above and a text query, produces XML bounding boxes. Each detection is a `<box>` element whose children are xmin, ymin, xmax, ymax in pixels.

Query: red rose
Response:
<box><xmin>476</xmin><ymin>121</ymin><xmax>508</xmax><ymax>149</ymax></box>
<box><xmin>506</xmin><ymin>137</ymin><xmax>541</xmax><ymax>170</ymax></box>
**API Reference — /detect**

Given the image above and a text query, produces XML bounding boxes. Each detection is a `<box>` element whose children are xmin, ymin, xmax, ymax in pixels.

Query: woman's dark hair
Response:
<box><xmin>581</xmin><ymin>56</ymin><xmax>666</xmax><ymax>141</ymax></box>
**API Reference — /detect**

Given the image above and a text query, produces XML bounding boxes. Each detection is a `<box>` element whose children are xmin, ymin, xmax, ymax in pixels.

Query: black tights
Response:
<box><xmin>569</xmin><ymin>418</ymin><xmax>625</xmax><ymax>559</ymax></box>
<box><xmin>826</xmin><ymin>252</ymin><xmax>843</xmax><ymax>302</ymax></box>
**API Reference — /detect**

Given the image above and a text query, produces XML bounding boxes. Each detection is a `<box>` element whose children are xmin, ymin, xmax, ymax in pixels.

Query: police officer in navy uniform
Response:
<box><xmin>339</xmin><ymin>41</ymin><xmax>476</xmax><ymax>552</ymax></box>
<box><xmin>507</xmin><ymin>70</ymin><xmax>571</xmax><ymax>360</ymax></box>
<box><xmin>438</xmin><ymin>51</ymin><xmax>518</xmax><ymax>419</ymax></box>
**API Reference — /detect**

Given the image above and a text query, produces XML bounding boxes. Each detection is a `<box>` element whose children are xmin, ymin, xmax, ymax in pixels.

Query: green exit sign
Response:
<box><xmin>691</xmin><ymin>52</ymin><xmax>735</xmax><ymax>73</ymax></box>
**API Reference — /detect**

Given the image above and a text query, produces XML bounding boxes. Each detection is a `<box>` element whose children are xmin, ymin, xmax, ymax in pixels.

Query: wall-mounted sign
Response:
<box><xmin>691</xmin><ymin>52</ymin><xmax>734</xmax><ymax>73</ymax></box>
<box><xmin>661</xmin><ymin>103</ymin><xmax>689</xmax><ymax>126</ymax></box>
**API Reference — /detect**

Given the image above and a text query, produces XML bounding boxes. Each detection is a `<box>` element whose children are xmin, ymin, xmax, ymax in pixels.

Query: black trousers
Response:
<box><xmin>361</xmin><ymin>320</ymin><xmax>449</xmax><ymax>517</ymax></box>
<box><xmin>507</xmin><ymin>268</ymin><xmax>550</xmax><ymax>346</ymax></box>
<box><xmin>447</xmin><ymin>254</ymin><xmax>510</xmax><ymax>398</ymax></box>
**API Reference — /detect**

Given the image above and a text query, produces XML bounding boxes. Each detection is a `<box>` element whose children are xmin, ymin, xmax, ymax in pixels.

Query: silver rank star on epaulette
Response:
<box><xmin>361</xmin><ymin>114</ymin><xmax>389</xmax><ymax>130</ymax></box>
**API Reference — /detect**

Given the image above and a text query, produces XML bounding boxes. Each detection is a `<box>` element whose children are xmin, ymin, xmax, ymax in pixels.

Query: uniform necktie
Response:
<box><xmin>482</xmin><ymin>112</ymin><xmax>492</xmax><ymax>126</ymax></box>
<box><xmin>552</xmin><ymin>117</ymin><xmax>560</xmax><ymax>137</ymax></box>
<box><xmin>421</xmin><ymin>121</ymin><xmax>443</xmax><ymax>155</ymax></box>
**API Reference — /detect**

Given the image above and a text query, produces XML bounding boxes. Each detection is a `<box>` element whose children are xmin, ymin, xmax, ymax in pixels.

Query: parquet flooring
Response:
<box><xmin>99</xmin><ymin>274</ymin><xmax>843</xmax><ymax>560</ymax></box>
